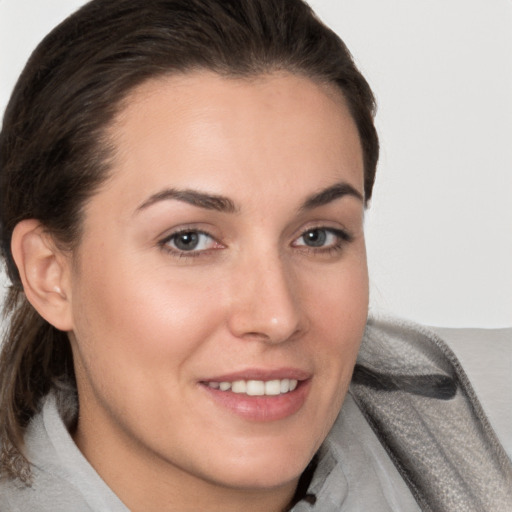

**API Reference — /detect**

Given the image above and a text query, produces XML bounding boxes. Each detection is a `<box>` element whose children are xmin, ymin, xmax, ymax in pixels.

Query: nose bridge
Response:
<box><xmin>227</xmin><ymin>244</ymin><xmax>303</xmax><ymax>343</ymax></box>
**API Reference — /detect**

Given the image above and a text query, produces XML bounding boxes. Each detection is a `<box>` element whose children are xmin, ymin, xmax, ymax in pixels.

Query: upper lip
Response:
<box><xmin>201</xmin><ymin>367</ymin><xmax>311</xmax><ymax>382</ymax></box>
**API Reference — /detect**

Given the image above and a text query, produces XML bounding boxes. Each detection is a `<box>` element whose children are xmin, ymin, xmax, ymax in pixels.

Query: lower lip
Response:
<box><xmin>201</xmin><ymin>380</ymin><xmax>310</xmax><ymax>422</ymax></box>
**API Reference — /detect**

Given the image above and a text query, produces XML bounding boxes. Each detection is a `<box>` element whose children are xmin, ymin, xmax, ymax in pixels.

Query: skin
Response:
<box><xmin>60</xmin><ymin>71</ymin><xmax>369</xmax><ymax>512</ymax></box>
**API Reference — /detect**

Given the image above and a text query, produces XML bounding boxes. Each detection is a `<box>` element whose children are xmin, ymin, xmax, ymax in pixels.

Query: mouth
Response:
<box><xmin>204</xmin><ymin>378</ymin><xmax>298</xmax><ymax>396</ymax></box>
<box><xmin>199</xmin><ymin>371</ymin><xmax>310</xmax><ymax>422</ymax></box>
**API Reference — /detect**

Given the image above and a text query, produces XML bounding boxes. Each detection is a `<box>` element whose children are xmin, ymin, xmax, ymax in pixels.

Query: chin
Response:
<box><xmin>201</xmin><ymin>437</ymin><xmax>317</xmax><ymax>491</ymax></box>
<box><xmin>210</xmin><ymin>464</ymin><xmax>304</xmax><ymax>492</ymax></box>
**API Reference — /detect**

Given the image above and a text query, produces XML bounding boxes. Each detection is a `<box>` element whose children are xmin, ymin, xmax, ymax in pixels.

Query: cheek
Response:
<box><xmin>70</xmin><ymin>252</ymin><xmax>227</xmax><ymax>387</ymax></box>
<box><xmin>301</xmin><ymin>249</ymin><xmax>368</xmax><ymax>396</ymax></box>
<box><xmin>297</xmin><ymin>272</ymin><xmax>367</xmax><ymax>445</ymax></box>
<box><xmin>304</xmin><ymin>248</ymin><xmax>369</xmax><ymax>337</ymax></box>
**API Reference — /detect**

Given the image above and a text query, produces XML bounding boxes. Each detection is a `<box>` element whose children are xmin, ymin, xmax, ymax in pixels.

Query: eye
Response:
<box><xmin>162</xmin><ymin>230</ymin><xmax>218</xmax><ymax>253</ymax></box>
<box><xmin>293</xmin><ymin>227</ymin><xmax>351</xmax><ymax>250</ymax></box>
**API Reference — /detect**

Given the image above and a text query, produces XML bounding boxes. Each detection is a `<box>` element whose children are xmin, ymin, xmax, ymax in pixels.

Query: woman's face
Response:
<box><xmin>67</xmin><ymin>71</ymin><xmax>368</xmax><ymax>504</ymax></box>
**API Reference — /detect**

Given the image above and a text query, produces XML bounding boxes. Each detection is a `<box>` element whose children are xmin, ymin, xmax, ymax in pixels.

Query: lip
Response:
<box><xmin>199</xmin><ymin>367</ymin><xmax>312</xmax><ymax>422</ymax></box>
<box><xmin>202</xmin><ymin>367</ymin><xmax>311</xmax><ymax>383</ymax></box>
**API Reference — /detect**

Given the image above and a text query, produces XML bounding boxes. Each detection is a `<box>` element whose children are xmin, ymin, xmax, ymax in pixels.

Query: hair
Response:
<box><xmin>0</xmin><ymin>0</ymin><xmax>379</xmax><ymax>481</ymax></box>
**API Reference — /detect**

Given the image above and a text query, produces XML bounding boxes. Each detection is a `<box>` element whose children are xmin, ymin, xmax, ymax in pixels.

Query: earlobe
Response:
<box><xmin>11</xmin><ymin>219</ymin><xmax>74</xmax><ymax>331</ymax></box>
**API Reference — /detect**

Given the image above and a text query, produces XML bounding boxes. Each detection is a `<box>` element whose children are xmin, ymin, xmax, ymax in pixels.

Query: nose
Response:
<box><xmin>226</xmin><ymin>251</ymin><xmax>304</xmax><ymax>344</ymax></box>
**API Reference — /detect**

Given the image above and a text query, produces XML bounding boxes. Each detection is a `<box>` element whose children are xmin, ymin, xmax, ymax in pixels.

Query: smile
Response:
<box><xmin>206</xmin><ymin>379</ymin><xmax>298</xmax><ymax>396</ymax></box>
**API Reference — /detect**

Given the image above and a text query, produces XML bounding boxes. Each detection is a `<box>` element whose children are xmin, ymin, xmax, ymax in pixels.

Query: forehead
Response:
<box><xmin>100</xmin><ymin>71</ymin><xmax>364</xmax><ymax>212</ymax></box>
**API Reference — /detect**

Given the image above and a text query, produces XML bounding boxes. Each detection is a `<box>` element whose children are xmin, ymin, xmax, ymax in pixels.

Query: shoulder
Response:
<box><xmin>0</xmin><ymin>471</ymin><xmax>93</xmax><ymax>512</ymax></box>
<box><xmin>358</xmin><ymin>317</ymin><xmax>511</xmax><ymax>458</ymax></box>
<box><xmin>428</xmin><ymin>325</ymin><xmax>512</xmax><ymax>459</ymax></box>
<box><xmin>350</xmin><ymin>317</ymin><xmax>512</xmax><ymax>510</ymax></box>
<box><xmin>0</xmin><ymin>390</ymin><xmax>129</xmax><ymax>512</ymax></box>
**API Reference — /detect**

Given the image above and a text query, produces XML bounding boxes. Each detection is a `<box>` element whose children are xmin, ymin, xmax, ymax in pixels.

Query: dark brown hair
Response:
<box><xmin>0</xmin><ymin>0</ymin><xmax>378</xmax><ymax>481</ymax></box>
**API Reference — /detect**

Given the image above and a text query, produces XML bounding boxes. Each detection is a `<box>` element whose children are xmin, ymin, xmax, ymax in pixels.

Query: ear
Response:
<box><xmin>11</xmin><ymin>219</ymin><xmax>74</xmax><ymax>331</ymax></box>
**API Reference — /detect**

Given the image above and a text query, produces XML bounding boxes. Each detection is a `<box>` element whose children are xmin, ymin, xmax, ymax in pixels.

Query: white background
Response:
<box><xmin>1</xmin><ymin>0</ymin><xmax>511</xmax><ymax>328</ymax></box>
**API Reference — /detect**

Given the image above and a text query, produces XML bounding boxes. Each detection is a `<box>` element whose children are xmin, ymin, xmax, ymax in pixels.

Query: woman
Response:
<box><xmin>0</xmin><ymin>1</ymin><xmax>510</xmax><ymax>511</ymax></box>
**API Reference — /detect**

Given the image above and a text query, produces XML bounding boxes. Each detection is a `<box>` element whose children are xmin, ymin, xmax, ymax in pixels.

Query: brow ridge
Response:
<box><xmin>300</xmin><ymin>182</ymin><xmax>364</xmax><ymax>211</ymax></box>
<box><xmin>137</xmin><ymin>188</ymin><xmax>238</xmax><ymax>213</ymax></box>
<box><xmin>137</xmin><ymin>181</ymin><xmax>361</xmax><ymax>215</ymax></box>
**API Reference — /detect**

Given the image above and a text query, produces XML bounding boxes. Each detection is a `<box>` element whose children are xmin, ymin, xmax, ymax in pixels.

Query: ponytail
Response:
<box><xmin>0</xmin><ymin>286</ymin><xmax>74</xmax><ymax>481</ymax></box>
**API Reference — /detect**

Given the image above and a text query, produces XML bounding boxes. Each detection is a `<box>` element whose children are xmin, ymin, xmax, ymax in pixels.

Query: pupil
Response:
<box><xmin>175</xmin><ymin>232</ymin><xmax>199</xmax><ymax>251</ymax></box>
<box><xmin>304</xmin><ymin>229</ymin><xmax>326</xmax><ymax>247</ymax></box>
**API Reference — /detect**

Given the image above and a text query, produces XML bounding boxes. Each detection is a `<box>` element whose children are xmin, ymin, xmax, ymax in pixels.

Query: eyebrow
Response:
<box><xmin>136</xmin><ymin>180</ymin><xmax>363</xmax><ymax>215</ymax></box>
<box><xmin>136</xmin><ymin>188</ymin><xmax>238</xmax><ymax>214</ymax></box>
<box><xmin>300</xmin><ymin>182</ymin><xmax>364</xmax><ymax>211</ymax></box>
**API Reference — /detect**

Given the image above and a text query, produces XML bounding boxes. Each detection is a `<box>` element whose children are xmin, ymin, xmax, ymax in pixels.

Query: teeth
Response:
<box><xmin>219</xmin><ymin>382</ymin><xmax>231</xmax><ymax>391</ymax></box>
<box><xmin>265</xmin><ymin>380</ymin><xmax>281</xmax><ymax>396</ymax></box>
<box><xmin>280</xmin><ymin>379</ymin><xmax>290</xmax><ymax>393</ymax></box>
<box><xmin>207</xmin><ymin>378</ymin><xmax>299</xmax><ymax>396</ymax></box>
<box><xmin>232</xmin><ymin>380</ymin><xmax>246</xmax><ymax>393</ymax></box>
<box><xmin>246</xmin><ymin>380</ymin><xmax>265</xmax><ymax>396</ymax></box>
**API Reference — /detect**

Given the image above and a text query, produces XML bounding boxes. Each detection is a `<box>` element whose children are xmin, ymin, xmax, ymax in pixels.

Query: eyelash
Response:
<box><xmin>159</xmin><ymin>229</ymin><xmax>220</xmax><ymax>259</ymax></box>
<box><xmin>292</xmin><ymin>227</ymin><xmax>353</xmax><ymax>255</ymax></box>
<box><xmin>158</xmin><ymin>226</ymin><xmax>353</xmax><ymax>259</ymax></box>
